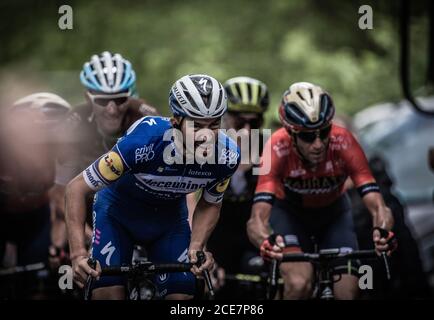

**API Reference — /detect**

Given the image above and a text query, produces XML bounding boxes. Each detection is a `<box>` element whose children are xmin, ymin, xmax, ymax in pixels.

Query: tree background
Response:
<box><xmin>0</xmin><ymin>0</ymin><xmax>430</xmax><ymax>127</ymax></box>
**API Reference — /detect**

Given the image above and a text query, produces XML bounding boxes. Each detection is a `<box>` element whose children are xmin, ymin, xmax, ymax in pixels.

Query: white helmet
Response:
<box><xmin>169</xmin><ymin>74</ymin><xmax>227</xmax><ymax>119</ymax></box>
<box><xmin>12</xmin><ymin>92</ymin><xmax>71</xmax><ymax>125</ymax></box>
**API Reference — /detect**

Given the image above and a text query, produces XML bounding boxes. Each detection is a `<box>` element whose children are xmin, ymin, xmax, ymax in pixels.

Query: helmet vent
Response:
<box><xmin>235</xmin><ymin>83</ymin><xmax>242</xmax><ymax>99</ymax></box>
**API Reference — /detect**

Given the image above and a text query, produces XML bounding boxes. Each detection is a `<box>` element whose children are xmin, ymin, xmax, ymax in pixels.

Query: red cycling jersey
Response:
<box><xmin>255</xmin><ymin>124</ymin><xmax>378</xmax><ymax>208</ymax></box>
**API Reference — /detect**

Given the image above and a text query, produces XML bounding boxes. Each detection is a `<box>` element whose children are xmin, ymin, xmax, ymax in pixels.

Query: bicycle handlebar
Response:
<box><xmin>266</xmin><ymin>249</ymin><xmax>379</xmax><ymax>300</ymax></box>
<box><xmin>281</xmin><ymin>249</ymin><xmax>377</xmax><ymax>263</ymax></box>
<box><xmin>0</xmin><ymin>262</ymin><xmax>46</xmax><ymax>276</ymax></box>
<box><xmin>84</xmin><ymin>250</ymin><xmax>215</xmax><ymax>300</ymax></box>
<box><xmin>100</xmin><ymin>262</ymin><xmax>193</xmax><ymax>276</ymax></box>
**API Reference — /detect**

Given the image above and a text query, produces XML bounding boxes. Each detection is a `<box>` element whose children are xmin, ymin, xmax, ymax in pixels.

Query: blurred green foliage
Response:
<box><xmin>0</xmin><ymin>0</ymin><xmax>430</xmax><ymax>126</ymax></box>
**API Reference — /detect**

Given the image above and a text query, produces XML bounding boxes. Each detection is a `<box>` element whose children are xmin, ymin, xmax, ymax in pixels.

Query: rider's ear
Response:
<box><xmin>171</xmin><ymin>116</ymin><xmax>183</xmax><ymax>129</ymax></box>
<box><xmin>85</xmin><ymin>91</ymin><xmax>91</xmax><ymax>104</ymax></box>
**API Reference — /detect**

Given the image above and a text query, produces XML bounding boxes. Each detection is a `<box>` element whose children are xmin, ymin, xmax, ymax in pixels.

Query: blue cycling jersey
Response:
<box><xmin>83</xmin><ymin>116</ymin><xmax>240</xmax><ymax>204</ymax></box>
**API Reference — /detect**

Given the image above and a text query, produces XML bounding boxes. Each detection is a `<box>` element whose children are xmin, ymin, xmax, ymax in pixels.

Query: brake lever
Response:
<box><xmin>383</xmin><ymin>254</ymin><xmax>391</xmax><ymax>280</ymax></box>
<box><xmin>267</xmin><ymin>258</ymin><xmax>279</xmax><ymax>300</ymax></box>
<box><xmin>84</xmin><ymin>258</ymin><xmax>96</xmax><ymax>300</ymax></box>
<box><xmin>196</xmin><ymin>251</ymin><xmax>215</xmax><ymax>298</ymax></box>
<box><xmin>374</xmin><ymin>227</ymin><xmax>391</xmax><ymax>280</ymax></box>
<box><xmin>265</xmin><ymin>234</ymin><xmax>279</xmax><ymax>299</ymax></box>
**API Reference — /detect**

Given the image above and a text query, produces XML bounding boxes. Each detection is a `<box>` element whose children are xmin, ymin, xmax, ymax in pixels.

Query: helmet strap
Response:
<box><xmin>170</xmin><ymin>116</ymin><xmax>189</xmax><ymax>161</ymax></box>
<box><xmin>170</xmin><ymin>116</ymin><xmax>184</xmax><ymax>131</ymax></box>
<box><xmin>291</xmin><ymin>132</ymin><xmax>309</xmax><ymax>163</ymax></box>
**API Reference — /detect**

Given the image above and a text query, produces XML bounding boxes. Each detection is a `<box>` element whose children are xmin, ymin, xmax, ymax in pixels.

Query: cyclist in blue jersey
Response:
<box><xmin>65</xmin><ymin>74</ymin><xmax>240</xmax><ymax>300</ymax></box>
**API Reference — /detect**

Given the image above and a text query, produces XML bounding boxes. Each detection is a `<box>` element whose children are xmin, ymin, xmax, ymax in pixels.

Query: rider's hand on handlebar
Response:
<box><xmin>373</xmin><ymin>227</ymin><xmax>398</xmax><ymax>256</ymax></box>
<box><xmin>188</xmin><ymin>249</ymin><xmax>214</xmax><ymax>276</ymax></box>
<box><xmin>260</xmin><ymin>234</ymin><xmax>285</xmax><ymax>261</ymax></box>
<box><xmin>48</xmin><ymin>245</ymin><xmax>68</xmax><ymax>270</ymax></box>
<box><xmin>71</xmin><ymin>256</ymin><xmax>101</xmax><ymax>288</ymax></box>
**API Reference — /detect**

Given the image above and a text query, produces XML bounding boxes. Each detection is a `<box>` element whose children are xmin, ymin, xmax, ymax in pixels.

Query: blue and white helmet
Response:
<box><xmin>80</xmin><ymin>51</ymin><xmax>136</xmax><ymax>94</ymax></box>
<box><xmin>169</xmin><ymin>74</ymin><xmax>227</xmax><ymax>119</ymax></box>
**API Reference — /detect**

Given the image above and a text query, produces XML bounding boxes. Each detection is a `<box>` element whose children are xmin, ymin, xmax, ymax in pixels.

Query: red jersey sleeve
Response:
<box><xmin>339</xmin><ymin>129</ymin><xmax>376</xmax><ymax>188</ymax></box>
<box><xmin>255</xmin><ymin>129</ymin><xmax>287</xmax><ymax>199</ymax></box>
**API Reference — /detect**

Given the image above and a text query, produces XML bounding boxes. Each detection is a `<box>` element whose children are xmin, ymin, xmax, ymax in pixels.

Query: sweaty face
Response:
<box><xmin>87</xmin><ymin>91</ymin><xmax>130</xmax><ymax>137</ymax></box>
<box><xmin>294</xmin><ymin>128</ymin><xmax>330</xmax><ymax>166</ymax></box>
<box><xmin>177</xmin><ymin>117</ymin><xmax>221</xmax><ymax>154</ymax></box>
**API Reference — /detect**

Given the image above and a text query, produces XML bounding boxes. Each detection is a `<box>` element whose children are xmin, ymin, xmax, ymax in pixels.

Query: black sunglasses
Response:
<box><xmin>94</xmin><ymin>96</ymin><xmax>129</xmax><ymax>106</ymax></box>
<box><xmin>296</xmin><ymin>125</ymin><xmax>332</xmax><ymax>143</ymax></box>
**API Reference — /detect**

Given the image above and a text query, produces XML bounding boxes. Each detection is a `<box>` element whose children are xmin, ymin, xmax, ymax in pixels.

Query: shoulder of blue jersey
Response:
<box><xmin>216</xmin><ymin>131</ymin><xmax>241</xmax><ymax>173</ymax></box>
<box><xmin>218</xmin><ymin>131</ymin><xmax>240</xmax><ymax>152</ymax></box>
<box><xmin>124</xmin><ymin>116</ymin><xmax>171</xmax><ymax>137</ymax></box>
<box><xmin>118</xmin><ymin>116</ymin><xmax>171</xmax><ymax>146</ymax></box>
<box><xmin>113</xmin><ymin>116</ymin><xmax>172</xmax><ymax>170</ymax></box>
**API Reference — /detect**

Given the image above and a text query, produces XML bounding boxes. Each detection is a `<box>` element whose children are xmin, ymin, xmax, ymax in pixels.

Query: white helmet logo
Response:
<box><xmin>198</xmin><ymin>78</ymin><xmax>208</xmax><ymax>92</ymax></box>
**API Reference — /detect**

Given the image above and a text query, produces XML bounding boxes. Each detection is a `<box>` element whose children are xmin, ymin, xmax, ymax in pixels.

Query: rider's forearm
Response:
<box><xmin>65</xmin><ymin>175</ymin><xmax>94</xmax><ymax>259</ymax></box>
<box><xmin>49</xmin><ymin>184</ymin><xmax>68</xmax><ymax>248</ymax></box>
<box><xmin>49</xmin><ymin>184</ymin><xmax>67</xmax><ymax>218</ymax></box>
<box><xmin>189</xmin><ymin>198</ymin><xmax>221</xmax><ymax>250</ymax></box>
<box><xmin>372</xmin><ymin>205</ymin><xmax>394</xmax><ymax>230</ymax></box>
<box><xmin>50</xmin><ymin>213</ymin><xmax>68</xmax><ymax>248</ymax></box>
<box><xmin>247</xmin><ymin>202</ymin><xmax>272</xmax><ymax>248</ymax></box>
<box><xmin>363</xmin><ymin>192</ymin><xmax>394</xmax><ymax>230</ymax></box>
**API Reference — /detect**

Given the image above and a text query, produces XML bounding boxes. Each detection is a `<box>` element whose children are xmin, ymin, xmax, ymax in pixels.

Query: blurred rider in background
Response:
<box><xmin>48</xmin><ymin>51</ymin><xmax>158</xmax><ymax>264</ymax></box>
<box><xmin>0</xmin><ymin>93</ymin><xmax>71</xmax><ymax>298</ymax></box>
